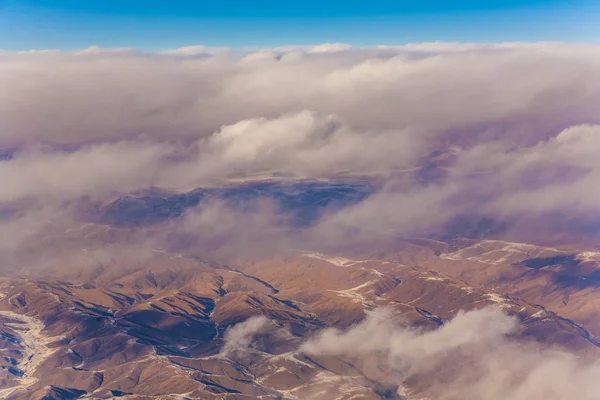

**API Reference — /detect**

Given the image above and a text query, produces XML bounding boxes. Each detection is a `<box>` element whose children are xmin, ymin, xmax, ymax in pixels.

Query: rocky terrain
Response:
<box><xmin>2</xmin><ymin>226</ymin><xmax>600</xmax><ymax>399</ymax></box>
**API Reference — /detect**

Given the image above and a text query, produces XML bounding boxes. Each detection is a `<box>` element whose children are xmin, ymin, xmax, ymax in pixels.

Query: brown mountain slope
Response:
<box><xmin>1</xmin><ymin>238</ymin><xmax>600</xmax><ymax>399</ymax></box>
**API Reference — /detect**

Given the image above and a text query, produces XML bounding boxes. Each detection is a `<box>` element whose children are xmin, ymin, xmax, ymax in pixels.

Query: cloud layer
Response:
<box><xmin>2</xmin><ymin>42</ymin><xmax>600</xmax><ymax>263</ymax></box>
<box><xmin>3</xmin><ymin>43</ymin><xmax>600</xmax><ymax>400</ymax></box>
<box><xmin>302</xmin><ymin>307</ymin><xmax>600</xmax><ymax>400</ymax></box>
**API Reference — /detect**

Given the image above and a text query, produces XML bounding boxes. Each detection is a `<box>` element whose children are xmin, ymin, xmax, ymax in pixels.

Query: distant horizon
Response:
<box><xmin>3</xmin><ymin>40</ymin><xmax>600</xmax><ymax>54</ymax></box>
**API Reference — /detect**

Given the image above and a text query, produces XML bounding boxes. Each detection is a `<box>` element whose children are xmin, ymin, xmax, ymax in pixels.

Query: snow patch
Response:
<box><xmin>531</xmin><ymin>310</ymin><xmax>546</xmax><ymax>318</ymax></box>
<box><xmin>331</xmin><ymin>289</ymin><xmax>367</xmax><ymax>305</ymax></box>
<box><xmin>441</xmin><ymin>240</ymin><xmax>564</xmax><ymax>265</ymax></box>
<box><xmin>304</xmin><ymin>253</ymin><xmax>355</xmax><ymax>267</ymax></box>
<box><xmin>483</xmin><ymin>293</ymin><xmax>511</xmax><ymax>309</ymax></box>
<box><xmin>577</xmin><ymin>251</ymin><xmax>600</xmax><ymax>263</ymax></box>
<box><xmin>269</xmin><ymin>351</ymin><xmax>315</xmax><ymax>369</ymax></box>
<box><xmin>329</xmin><ymin>279</ymin><xmax>379</xmax><ymax>307</ymax></box>
<box><xmin>0</xmin><ymin>311</ymin><xmax>64</xmax><ymax>392</ymax></box>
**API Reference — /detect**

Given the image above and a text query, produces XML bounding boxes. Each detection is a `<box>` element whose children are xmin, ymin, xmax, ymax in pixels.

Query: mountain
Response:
<box><xmin>97</xmin><ymin>181</ymin><xmax>374</xmax><ymax>228</ymax></box>
<box><xmin>2</xmin><ymin>226</ymin><xmax>600</xmax><ymax>399</ymax></box>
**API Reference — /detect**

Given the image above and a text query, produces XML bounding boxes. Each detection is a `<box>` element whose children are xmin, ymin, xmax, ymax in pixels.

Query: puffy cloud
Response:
<box><xmin>0</xmin><ymin>141</ymin><xmax>172</xmax><ymax>203</ymax></box>
<box><xmin>438</xmin><ymin>124</ymin><xmax>600</xmax><ymax>220</ymax></box>
<box><xmin>196</xmin><ymin>111</ymin><xmax>420</xmax><ymax>180</ymax></box>
<box><xmin>162</xmin><ymin>45</ymin><xmax>229</xmax><ymax>56</ymax></box>
<box><xmin>0</xmin><ymin>111</ymin><xmax>418</xmax><ymax>204</ymax></box>
<box><xmin>2</xmin><ymin>42</ymin><xmax>600</xmax><ymax>147</ymax></box>
<box><xmin>2</xmin><ymin>42</ymin><xmax>600</xmax><ymax>259</ymax></box>
<box><xmin>159</xmin><ymin>199</ymin><xmax>298</xmax><ymax>262</ymax></box>
<box><xmin>302</xmin><ymin>307</ymin><xmax>600</xmax><ymax>400</ymax></box>
<box><xmin>306</xmin><ymin>43</ymin><xmax>353</xmax><ymax>53</ymax></box>
<box><xmin>219</xmin><ymin>315</ymin><xmax>272</xmax><ymax>357</ymax></box>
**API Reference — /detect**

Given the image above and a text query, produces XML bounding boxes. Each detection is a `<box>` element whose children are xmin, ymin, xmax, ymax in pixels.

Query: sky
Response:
<box><xmin>0</xmin><ymin>0</ymin><xmax>599</xmax><ymax>50</ymax></box>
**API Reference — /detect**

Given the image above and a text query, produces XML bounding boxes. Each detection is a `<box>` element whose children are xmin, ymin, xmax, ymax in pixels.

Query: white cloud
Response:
<box><xmin>220</xmin><ymin>315</ymin><xmax>272</xmax><ymax>357</ymax></box>
<box><xmin>1</xmin><ymin>42</ymin><xmax>600</xmax><ymax>255</ymax></box>
<box><xmin>162</xmin><ymin>45</ymin><xmax>229</xmax><ymax>56</ymax></box>
<box><xmin>0</xmin><ymin>141</ymin><xmax>172</xmax><ymax>202</ymax></box>
<box><xmin>306</xmin><ymin>43</ymin><xmax>353</xmax><ymax>53</ymax></box>
<box><xmin>302</xmin><ymin>307</ymin><xmax>600</xmax><ymax>400</ymax></box>
<box><xmin>2</xmin><ymin>42</ymin><xmax>599</xmax><ymax>146</ymax></box>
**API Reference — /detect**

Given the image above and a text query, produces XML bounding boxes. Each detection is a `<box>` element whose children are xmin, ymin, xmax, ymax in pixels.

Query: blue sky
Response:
<box><xmin>0</xmin><ymin>0</ymin><xmax>598</xmax><ymax>50</ymax></box>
